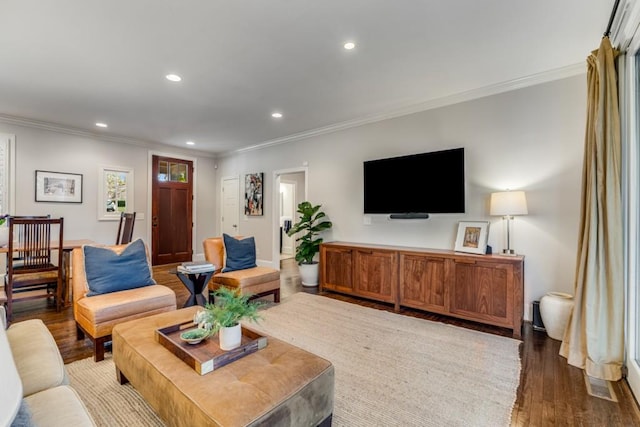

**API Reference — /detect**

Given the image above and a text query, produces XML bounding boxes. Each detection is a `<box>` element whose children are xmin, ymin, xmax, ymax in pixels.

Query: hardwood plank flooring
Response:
<box><xmin>10</xmin><ymin>258</ymin><xmax>640</xmax><ymax>426</ymax></box>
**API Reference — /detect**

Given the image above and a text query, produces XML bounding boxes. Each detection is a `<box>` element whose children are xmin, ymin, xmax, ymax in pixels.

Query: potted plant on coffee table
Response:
<box><xmin>193</xmin><ymin>286</ymin><xmax>263</xmax><ymax>350</ymax></box>
<box><xmin>287</xmin><ymin>201</ymin><xmax>333</xmax><ymax>287</ymax></box>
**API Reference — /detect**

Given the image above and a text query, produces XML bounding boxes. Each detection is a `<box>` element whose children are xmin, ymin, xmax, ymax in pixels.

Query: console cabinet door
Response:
<box><xmin>353</xmin><ymin>249</ymin><xmax>397</xmax><ymax>303</ymax></box>
<box><xmin>320</xmin><ymin>246</ymin><xmax>353</xmax><ymax>293</ymax></box>
<box><xmin>450</xmin><ymin>259</ymin><xmax>514</xmax><ymax>328</ymax></box>
<box><xmin>399</xmin><ymin>253</ymin><xmax>449</xmax><ymax>314</ymax></box>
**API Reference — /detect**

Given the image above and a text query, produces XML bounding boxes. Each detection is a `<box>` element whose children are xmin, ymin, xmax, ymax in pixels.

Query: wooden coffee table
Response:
<box><xmin>112</xmin><ymin>307</ymin><xmax>334</xmax><ymax>427</ymax></box>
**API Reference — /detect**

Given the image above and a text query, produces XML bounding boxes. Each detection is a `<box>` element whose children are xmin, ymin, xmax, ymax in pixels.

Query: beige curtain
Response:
<box><xmin>559</xmin><ymin>37</ymin><xmax>623</xmax><ymax>381</ymax></box>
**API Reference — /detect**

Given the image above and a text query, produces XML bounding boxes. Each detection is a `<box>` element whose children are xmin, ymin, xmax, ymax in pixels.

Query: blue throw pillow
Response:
<box><xmin>222</xmin><ymin>234</ymin><xmax>257</xmax><ymax>272</ymax></box>
<box><xmin>11</xmin><ymin>400</ymin><xmax>35</xmax><ymax>427</ymax></box>
<box><xmin>84</xmin><ymin>239</ymin><xmax>156</xmax><ymax>296</ymax></box>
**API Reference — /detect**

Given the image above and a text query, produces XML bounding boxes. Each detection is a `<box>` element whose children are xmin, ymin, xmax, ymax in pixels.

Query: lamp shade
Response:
<box><xmin>490</xmin><ymin>191</ymin><xmax>528</xmax><ymax>216</ymax></box>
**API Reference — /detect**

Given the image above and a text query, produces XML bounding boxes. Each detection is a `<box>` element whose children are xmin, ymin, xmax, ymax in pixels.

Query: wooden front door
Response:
<box><xmin>151</xmin><ymin>155</ymin><xmax>193</xmax><ymax>265</ymax></box>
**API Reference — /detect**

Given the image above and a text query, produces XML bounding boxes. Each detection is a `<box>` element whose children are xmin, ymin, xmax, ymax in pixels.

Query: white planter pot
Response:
<box><xmin>219</xmin><ymin>323</ymin><xmax>242</xmax><ymax>351</ymax></box>
<box><xmin>299</xmin><ymin>263</ymin><xmax>319</xmax><ymax>287</ymax></box>
<box><xmin>539</xmin><ymin>292</ymin><xmax>574</xmax><ymax>341</ymax></box>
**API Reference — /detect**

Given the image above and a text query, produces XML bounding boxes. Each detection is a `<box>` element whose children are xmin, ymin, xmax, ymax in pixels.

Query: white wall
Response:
<box><xmin>216</xmin><ymin>75</ymin><xmax>586</xmax><ymax>320</ymax></box>
<box><xmin>0</xmin><ymin>122</ymin><xmax>217</xmax><ymax>251</ymax></box>
<box><xmin>0</xmin><ymin>74</ymin><xmax>586</xmax><ymax>321</ymax></box>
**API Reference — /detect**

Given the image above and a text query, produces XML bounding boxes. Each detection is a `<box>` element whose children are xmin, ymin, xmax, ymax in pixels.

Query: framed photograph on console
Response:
<box><xmin>454</xmin><ymin>221</ymin><xmax>490</xmax><ymax>254</ymax></box>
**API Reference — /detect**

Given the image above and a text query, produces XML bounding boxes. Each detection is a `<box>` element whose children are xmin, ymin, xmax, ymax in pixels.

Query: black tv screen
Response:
<box><xmin>363</xmin><ymin>147</ymin><xmax>465</xmax><ymax>214</ymax></box>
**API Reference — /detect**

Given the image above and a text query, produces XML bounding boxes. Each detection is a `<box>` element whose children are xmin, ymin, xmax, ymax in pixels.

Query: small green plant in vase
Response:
<box><xmin>192</xmin><ymin>286</ymin><xmax>263</xmax><ymax>350</ymax></box>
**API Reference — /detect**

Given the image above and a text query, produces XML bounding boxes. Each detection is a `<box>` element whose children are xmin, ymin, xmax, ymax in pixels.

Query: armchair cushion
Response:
<box><xmin>83</xmin><ymin>239</ymin><xmax>156</xmax><ymax>296</ymax></box>
<box><xmin>222</xmin><ymin>234</ymin><xmax>257</xmax><ymax>272</ymax></box>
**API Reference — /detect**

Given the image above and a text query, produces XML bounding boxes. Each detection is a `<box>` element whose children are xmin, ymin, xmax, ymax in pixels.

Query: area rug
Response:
<box><xmin>66</xmin><ymin>292</ymin><xmax>521</xmax><ymax>426</ymax></box>
<box><xmin>65</xmin><ymin>355</ymin><xmax>163</xmax><ymax>427</ymax></box>
<box><xmin>251</xmin><ymin>292</ymin><xmax>521</xmax><ymax>426</ymax></box>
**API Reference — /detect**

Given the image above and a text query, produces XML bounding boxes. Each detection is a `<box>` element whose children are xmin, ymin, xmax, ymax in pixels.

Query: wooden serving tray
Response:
<box><xmin>155</xmin><ymin>321</ymin><xmax>268</xmax><ymax>375</ymax></box>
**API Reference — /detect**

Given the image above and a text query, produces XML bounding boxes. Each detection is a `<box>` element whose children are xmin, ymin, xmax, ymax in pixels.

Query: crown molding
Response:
<box><xmin>0</xmin><ymin>63</ymin><xmax>585</xmax><ymax>160</ymax></box>
<box><xmin>0</xmin><ymin>114</ymin><xmax>215</xmax><ymax>158</ymax></box>
<box><xmin>231</xmin><ymin>63</ymin><xmax>586</xmax><ymax>156</ymax></box>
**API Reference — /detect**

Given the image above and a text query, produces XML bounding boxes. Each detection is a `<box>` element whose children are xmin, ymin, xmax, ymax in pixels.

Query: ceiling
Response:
<box><xmin>0</xmin><ymin>1</ymin><xmax>613</xmax><ymax>156</ymax></box>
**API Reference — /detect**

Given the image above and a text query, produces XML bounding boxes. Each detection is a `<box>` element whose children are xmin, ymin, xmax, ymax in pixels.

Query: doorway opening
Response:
<box><xmin>272</xmin><ymin>168</ymin><xmax>307</xmax><ymax>269</ymax></box>
<box><xmin>279</xmin><ymin>181</ymin><xmax>295</xmax><ymax>260</ymax></box>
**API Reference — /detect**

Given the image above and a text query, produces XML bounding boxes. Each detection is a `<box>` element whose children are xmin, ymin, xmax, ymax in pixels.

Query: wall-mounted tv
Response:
<box><xmin>363</xmin><ymin>147</ymin><xmax>465</xmax><ymax>216</ymax></box>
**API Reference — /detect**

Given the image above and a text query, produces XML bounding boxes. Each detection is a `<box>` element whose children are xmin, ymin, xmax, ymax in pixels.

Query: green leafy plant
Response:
<box><xmin>193</xmin><ymin>286</ymin><xmax>263</xmax><ymax>334</ymax></box>
<box><xmin>287</xmin><ymin>201</ymin><xmax>333</xmax><ymax>265</ymax></box>
<box><xmin>0</xmin><ymin>214</ymin><xmax>8</xmax><ymax>226</ymax></box>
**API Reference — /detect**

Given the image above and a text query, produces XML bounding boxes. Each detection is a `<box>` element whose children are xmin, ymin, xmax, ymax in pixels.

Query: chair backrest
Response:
<box><xmin>116</xmin><ymin>212</ymin><xmax>136</xmax><ymax>245</ymax></box>
<box><xmin>203</xmin><ymin>237</ymin><xmax>224</xmax><ymax>271</ymax></box>
<box><xmin>7</xmin><ymin>217</ymin><xmax>64</xmax><ymax>275</ymax></box>
<box><xmin>71</xmin><ymin>241</ymin><xmax>153</xmax><ymax>303</ymax></box>
<box><xmin>203</xmin><ymin>236</ymin><xmax>244</xmax><ymax>273</ymax></box>
<box><xmin>8</xmin><ymin>215</ymin><xmax>51</xmax><ymax>261</ymax></box>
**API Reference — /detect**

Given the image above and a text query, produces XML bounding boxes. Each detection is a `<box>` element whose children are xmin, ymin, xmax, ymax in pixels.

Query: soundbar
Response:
<box><xmin>389</xmin><ymin>213</ymin><xmax>430</xmax><ymax>219</ymax></box>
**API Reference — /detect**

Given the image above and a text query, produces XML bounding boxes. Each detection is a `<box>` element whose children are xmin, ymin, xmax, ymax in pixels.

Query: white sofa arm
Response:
<box><xmin>0</xmin><ymin>313</ymin><xmax>23</xmax><ymax>426</ymax></box>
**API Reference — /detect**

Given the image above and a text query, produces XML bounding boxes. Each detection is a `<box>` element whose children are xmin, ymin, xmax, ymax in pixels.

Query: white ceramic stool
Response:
<box><xmin>539</xmin><ymin>291</ymin><xmax>574</xmax><ymax>341</ymax></box>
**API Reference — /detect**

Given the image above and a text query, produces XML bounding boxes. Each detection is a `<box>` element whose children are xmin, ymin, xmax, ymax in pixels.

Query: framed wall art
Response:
<box><xmin>245</xmin><ymin>173</ymin><xmax>264</xmax><ymax>216</ymax></box>
<box><xmin>98</xmin><ymin>166</ymin><xmax>134</xmax><ymax>220</ymax></box>
<box><xmin>454</xmin><ymin>221</ymin><xmax>490</xmax><ymax>254</ymax></box>
<box><xmin>35</xmin><ymin>170</ymin><xmax>83</xmax><ymax>203</ymax></box>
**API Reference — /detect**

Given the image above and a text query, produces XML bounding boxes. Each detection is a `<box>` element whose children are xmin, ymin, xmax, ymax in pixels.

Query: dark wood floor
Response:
<box><xmin>11</xmin><ymin>257</ymin><xmax>640</xmax><ymax>426</ymax></box>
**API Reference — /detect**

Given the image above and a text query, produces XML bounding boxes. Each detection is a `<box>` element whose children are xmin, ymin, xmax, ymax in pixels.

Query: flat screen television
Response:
<box><xmin>363</xmin><ymin>147</ymin><xmax>465</xmax><ymax>215</ymax></box>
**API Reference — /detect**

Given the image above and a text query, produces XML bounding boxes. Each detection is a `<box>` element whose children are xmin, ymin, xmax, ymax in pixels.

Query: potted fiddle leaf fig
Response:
<box><xmin>287</xmin><ymin>201</ymin><xmax>332</xmax><ymax>286</ymax></box>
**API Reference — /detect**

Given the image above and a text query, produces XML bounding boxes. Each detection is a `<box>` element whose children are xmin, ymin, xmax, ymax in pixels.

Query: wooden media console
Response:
<box><xmin>320</xmin><ymin>241</ymin><xmax>525</xmax><ymax>338</ymax></box>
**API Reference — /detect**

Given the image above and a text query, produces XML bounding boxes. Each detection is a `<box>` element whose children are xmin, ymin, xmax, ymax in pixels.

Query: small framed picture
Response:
<box><xmin>454</xmin><ymin>221</ymin><xmax>490</xmax><ymax>254</ymax></box>
<box><xmin>244</xmin><ymin>172</ymin><xmax>264</xmax><ymax>216</ymax></box>
<box><xmin>35</xmin><ymin>170</ymin><xmax>83</xmax><ymax>203</ymax></box>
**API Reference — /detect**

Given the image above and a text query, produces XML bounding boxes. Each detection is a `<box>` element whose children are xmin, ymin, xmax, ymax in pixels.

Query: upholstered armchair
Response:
<box><xmin>203</xmin><ymin>235</ymin><xmax>280</xmax><ymax>303</ymax></box>
<box><xmin>72</xmin><ymin>239</ymin><xmax>176</xmax><ymax>361</ymax></box>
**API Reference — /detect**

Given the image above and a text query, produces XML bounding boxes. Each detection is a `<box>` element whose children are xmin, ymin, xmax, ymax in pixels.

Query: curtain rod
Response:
<box><xmin>604</xmin><ymin>0</ymin><xmax>621</xmax><ymax>37</ymax></box>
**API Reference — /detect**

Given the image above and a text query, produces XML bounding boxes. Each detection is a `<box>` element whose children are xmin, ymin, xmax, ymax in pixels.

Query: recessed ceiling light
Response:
<box><xmin>95</xmin><ymin>122</ymin><xmax>108</xmax><ymax>128</ymax></box>
<box><xmin>166</xmin><ymin>74</ymin><xmax>182</xmax><ymax>82</ymax></box>
<box><xmin>186</xmin><ymin>141</ymin><xmax>195</xmax><ymax>145</ymax></box>
<box><xmin>343</xmin><ymin>41</ymin><xmax>356</xmax><ymax>50</ymax></box>
<box><xmin>271</xmin><ymin>112</ymin><xmax>283</xmax><ymax>118</ymax></box>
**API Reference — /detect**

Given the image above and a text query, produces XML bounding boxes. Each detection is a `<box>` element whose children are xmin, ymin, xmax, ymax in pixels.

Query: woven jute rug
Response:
<box><xmin>67</xmin><ymin>292</ymin><xmax>521</xmax><ymax>426</ymax></box>
<box><xmin>66</xmin><ymin>355</ymin><xmax>163</xmax><ymax>427</ymax></box>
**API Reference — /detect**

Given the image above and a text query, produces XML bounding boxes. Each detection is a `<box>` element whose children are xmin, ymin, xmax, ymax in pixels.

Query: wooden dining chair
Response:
<box><xmin>9</xmin><ymin>215</ymin><xmax>51</xmax><ymax>266</ymax></box>
<box><xmin>116</xmin><ymin>212</ymin><xmax>136</xmax><ymax>245</ymax></box>
<box><xmin>4</xmin><ymin>217</ymin><xmax>64</xmax><ymax>321</ymax></box>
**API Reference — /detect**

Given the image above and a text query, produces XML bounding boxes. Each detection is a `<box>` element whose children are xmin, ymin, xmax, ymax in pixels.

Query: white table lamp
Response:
<box><xmin>490</xmin><ymin>190</ymin><xmax>528</xmax><ymax>255</ymax></box>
